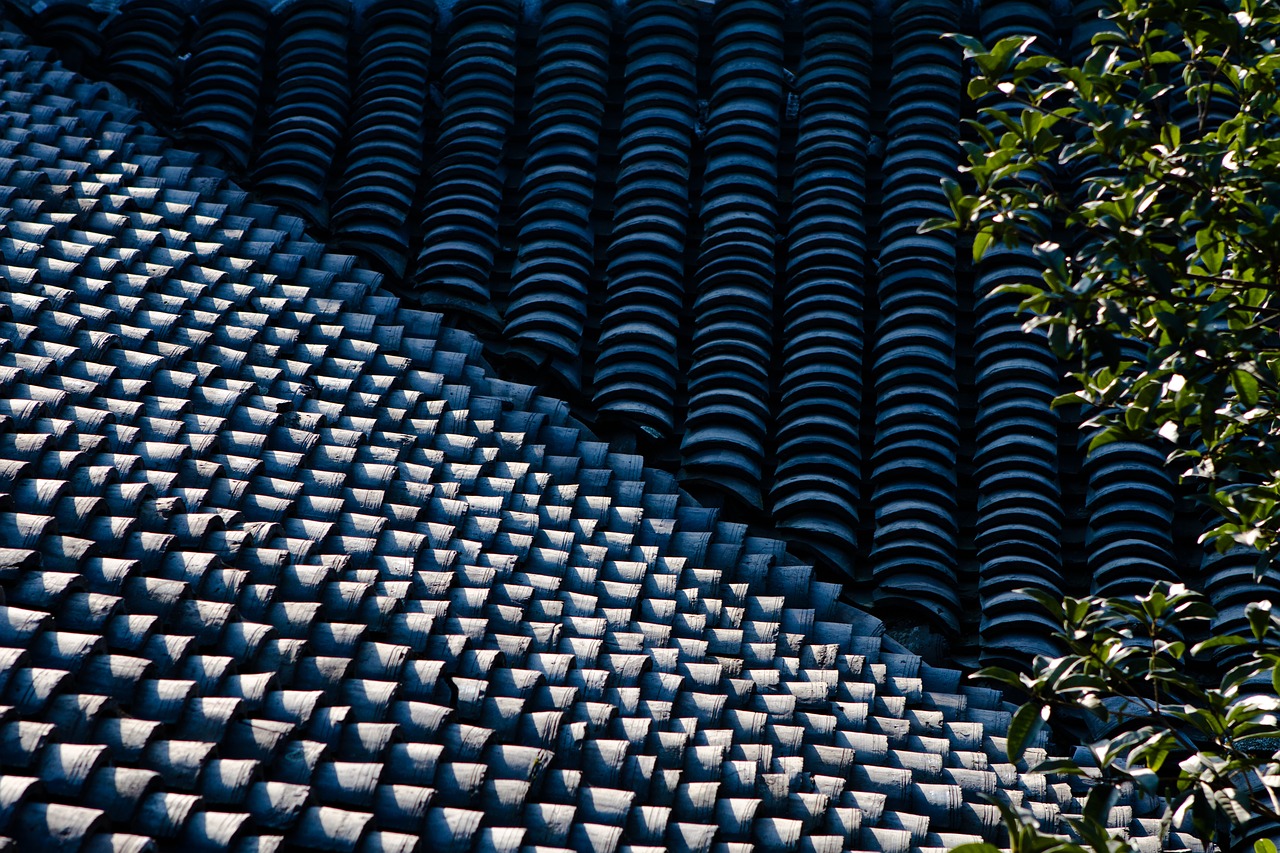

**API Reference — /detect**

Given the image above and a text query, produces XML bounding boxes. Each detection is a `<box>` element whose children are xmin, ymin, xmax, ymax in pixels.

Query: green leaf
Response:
<box><xmin>920</xmin><ymin>217</ymin><xmax>958</xmax><ymax>233</ymax></box>
<box><xmin>1006</xmin><ymin>702</ymin><xmax>1047</xmax><ymax>763</ymax></box>
<box><xmin>1246</xmin><ymin>600</ymin><xmax>1273</xmax><ymax>641</ymax></box>
<box><xmin>1082</xmin><ymin>783</ymin><xmax>1119</xmax><ymax>827</ymax></box>
<box><xmin>1234</xmin><ymin>369</ymin><xmax>1260</xmax><ymax>408</ymax></box>
<box><xmin>949</xmin><ymin>845</ymin><xmax>1001</xmax><ymax>853</ymax></box>
<box><xmin>1199</xmin><ymin>236</ymin><xmax>1225</xmax><ymax>274</ymax></box>
<box><xmin>979</xmin><ymin>35</ymin><xmax>1036</xmax><ymax>78</ymax></box>
<box><xmin>1254</xmin><ymin>841</ymin><xmax>1277</xmax><ymax>853</ymax></box>
<box><xmin>1052</xmin><ymin>390</ymin><xmax>1087</xmax><ymax>409</ymax></box>
<box><xmin>1088</xmin><ymin>427</ymin><xmax>1123</xmax><ymax>452</ymax></box>
<box><xmin>1022</xmin><ymin>587</ymin><xmax>1068</xmax><ymax>623</ymax></box>
<box><xmin>1130</xmin><ymin>767</ymin><xmax>1160</xmax><ymax>795</ymax></box>
<box><xmin>1029</xmin><ymin>758</ymin><xmax>1088</xmax><ymax>775</ymax></box>
<box><xmin>968</xmin><ymin>76</ymin><xmax>996</xmax><ymax>100</ymax></box>
<box><xmin>947</xmin><ymin>32</ymin><xmax>988</xmax><ymax>58</ymax></box>
<box><xmin>1190</xmin><ymin>634</ymin><xmax>1248</xmax><ymax>655</ymax></box>
<box><xmin>973</xmin><ymin>665</ymin><xmax>1026</xmax><ymax>689</ymax></box>
<box><xmin>973</xmin><ymin>228</ymin><xmax>994</xmax><ymax>262</ymax></box>
<box><xmin>1125</xmin><ymin>404</ymin><xmax>1146</xmax><ymax>431</ymax></box>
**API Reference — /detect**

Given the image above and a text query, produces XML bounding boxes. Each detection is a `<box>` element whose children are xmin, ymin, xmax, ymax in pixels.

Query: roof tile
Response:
<box><xmin>0</xmin><ymin>13</ymin><xmax>1195</xmax><ymax>850</ymax></box>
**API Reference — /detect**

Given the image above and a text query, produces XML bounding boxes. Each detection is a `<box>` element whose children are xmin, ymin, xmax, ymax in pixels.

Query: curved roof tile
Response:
<box><xmin>8</xmin><ymin>0</ymin><xmax>1189</xmax><ymax>659</ymax></box>
<box><xmin>0</xmin><ymin>9</ymin><xmax>1211</xmax><ymax>851</ymax></box>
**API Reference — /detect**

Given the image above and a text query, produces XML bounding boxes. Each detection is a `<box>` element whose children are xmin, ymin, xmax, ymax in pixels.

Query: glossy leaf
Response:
<box><xmin>944</xmin><ymin>1</ymin><xmax>1280</xmax><ymax>846</ymax></box>
<box><xmin>1007</xmin><ymin>702</ymin><xmax>1048</xmax><ymax>763</ymax></box>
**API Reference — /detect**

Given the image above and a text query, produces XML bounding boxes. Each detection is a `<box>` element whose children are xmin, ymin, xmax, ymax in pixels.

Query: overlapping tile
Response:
<box><xmin>5</xmin><ymin>0</ymin><xmax>1217</xmax><ymax>661</ymax></box>
<box><xmin>0</xmin><ymin>9</ymin><xmax>1214</xmax><ymax>852</ymax></box>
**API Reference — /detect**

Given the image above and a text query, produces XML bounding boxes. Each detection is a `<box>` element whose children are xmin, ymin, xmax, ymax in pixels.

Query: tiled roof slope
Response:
<box><xmin>17</xmin><ymin>0</ymin><xmax>1271</xmax><ymax>668</ymax></box>
<box><xmin>0</xmin><ymin>25</ymin><xmax>1204</xmax><ymax>853</ymax></box>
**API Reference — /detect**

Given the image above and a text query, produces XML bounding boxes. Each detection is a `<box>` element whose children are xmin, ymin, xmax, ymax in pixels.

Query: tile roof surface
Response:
<box><xmin>0</xmin><ymin>0</ymin><xmax>1249</xmax><ymax>849</ymax></box>
<box><xmin>15</xmin><ymin>0</ymin><xmax>1280</xmax><ymax>672</ymax></box>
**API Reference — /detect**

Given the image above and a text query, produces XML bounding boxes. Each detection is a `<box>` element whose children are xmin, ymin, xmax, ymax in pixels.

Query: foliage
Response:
<box><xmin>927</xmin><ymin>0</ymin><xmax>1280</xmax><ymax>567</ymax></box>
<box><xmin>953</xmin><ymin>583</ymin><xmax>1280</xmax><ymax>852</ymax></box>
<box><xmin>931</xmin><ymin>0</ymin><xmax>1280</xmax><ymax>848</ymax></box>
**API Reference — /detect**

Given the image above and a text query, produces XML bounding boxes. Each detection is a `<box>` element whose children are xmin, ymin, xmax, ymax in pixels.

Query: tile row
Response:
<box><xmin>0</xmin><ymin>23</ymin><xmax>1191</xmax><ymax>852</ymax></box>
